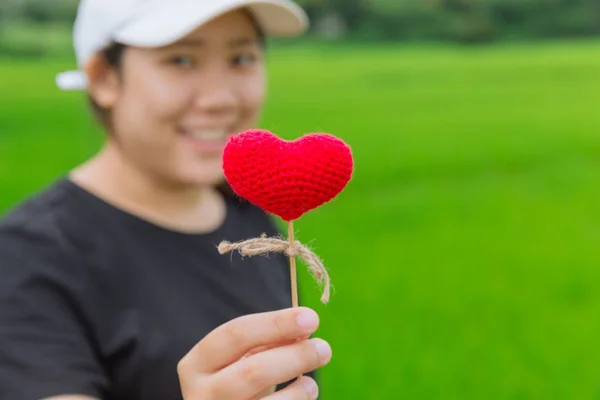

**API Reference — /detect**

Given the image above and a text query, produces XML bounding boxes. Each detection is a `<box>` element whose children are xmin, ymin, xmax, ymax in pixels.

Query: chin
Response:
<box><xmin>167</xmin><ymin>157</ymin><xmax>226</xmax><ymax>188</ymax></box>
<box><xmin>179</xmin><ymin>169</ymin><xmax>226</xmax><ymax>188</ymax></box>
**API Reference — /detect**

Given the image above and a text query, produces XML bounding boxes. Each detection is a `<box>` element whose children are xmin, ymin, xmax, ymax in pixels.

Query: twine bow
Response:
<box><xmin>218</xmin><ymin>234</ymin><xmax>331</xmax><ymax>304</ymax></box>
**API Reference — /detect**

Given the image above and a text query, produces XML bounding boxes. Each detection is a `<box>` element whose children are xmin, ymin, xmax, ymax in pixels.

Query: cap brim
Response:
<box><xmin>56</xmin><ymin>70</ymin><xmax>88</xmax><ymax>91</ymax></box>
<box><xmin>112</xmin><ymin>0</ymin><xmax>309</xmax><ymax>48</ymax></box>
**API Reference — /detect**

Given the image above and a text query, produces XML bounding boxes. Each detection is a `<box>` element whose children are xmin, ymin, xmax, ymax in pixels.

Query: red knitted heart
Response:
<box><xmin>222</xmin><ymin>129</ymin><xmax>354</xmax><ymax>221</ymax></box>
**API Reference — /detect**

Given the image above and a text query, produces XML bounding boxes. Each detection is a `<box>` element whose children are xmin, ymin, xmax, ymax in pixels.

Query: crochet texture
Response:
<box><xmin>223</xmin><ymin>129</ymin><xmax>354</xmax><ymax>221</ymax></box>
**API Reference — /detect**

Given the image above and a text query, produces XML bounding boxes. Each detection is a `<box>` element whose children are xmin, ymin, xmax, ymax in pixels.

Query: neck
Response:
<box><xmin>69</xmin><ymin>143</ymin><xmax>226</xmax><ymax>234</ymax></box>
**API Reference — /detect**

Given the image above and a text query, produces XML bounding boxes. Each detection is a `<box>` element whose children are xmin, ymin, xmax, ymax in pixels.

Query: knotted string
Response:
<box><xmin>218</xmin><ymin>234</ymin><xmax>331</xmax><ymax>304</ymax></box>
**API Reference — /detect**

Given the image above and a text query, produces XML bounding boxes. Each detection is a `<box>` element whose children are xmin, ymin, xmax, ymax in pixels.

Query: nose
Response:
<box><xmin>191</xmin><ymin>67</ymin><xmax>238</xmax><ymax>120</ymax></box>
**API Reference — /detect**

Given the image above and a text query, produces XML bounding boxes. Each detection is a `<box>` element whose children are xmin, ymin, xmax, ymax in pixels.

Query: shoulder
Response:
<box><xmin>0</xmin><ymin>179</ymin><xmax>90</xmax><ymax>288</ymax></box>
<box><xmin>0</xmin><ymin>178</ymin><xmax>77</xmax><ymax>246</ymax></box>
<box><xmin>2</xmin><ymin>179</ymin><xmax>65</xmax><ymax>239</ymax></box>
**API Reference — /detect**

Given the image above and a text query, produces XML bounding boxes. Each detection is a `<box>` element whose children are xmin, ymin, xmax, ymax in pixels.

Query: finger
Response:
<box><xmin>207</xmin><ymin>338</ymin><xmax>331</xmax><ymax>399</ymax></box>
<box><xmin>179</xmin><ymin>307</ymin><xmax>319</xmax><ymax>373</ymax></box>
<box><xmin>244</xmin><ymin>335</ymin><xmax>312</xmax><ymax>359</ymax></box>
<box><xmin>264</xmin><ymin>377</ymin><xmax>319</xmax><ymax>400</ymax></box>
<box><xmin>251</xmin><ymin>385</ymin><xmax>276</xmax><ymax>399</ymax></box>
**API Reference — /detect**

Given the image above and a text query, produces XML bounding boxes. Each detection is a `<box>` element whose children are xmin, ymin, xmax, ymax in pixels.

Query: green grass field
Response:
<box><xmin>3</xmin><ymin>38</ymin><xmax>600</xmax><ymax>398</ymax></box>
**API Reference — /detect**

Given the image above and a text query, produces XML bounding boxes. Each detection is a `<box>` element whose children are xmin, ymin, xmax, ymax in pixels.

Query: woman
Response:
<box><xmin>0</xmin><ymin>0</ymin><xmax>331</xmax><ymax>399</ymax></box>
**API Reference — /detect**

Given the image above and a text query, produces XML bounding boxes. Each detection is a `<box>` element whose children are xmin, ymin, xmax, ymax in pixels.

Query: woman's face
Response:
<box><xmin>96</xmin><ymin>9</ymin><xmax>266</xmax><ymax>188</ymax></box>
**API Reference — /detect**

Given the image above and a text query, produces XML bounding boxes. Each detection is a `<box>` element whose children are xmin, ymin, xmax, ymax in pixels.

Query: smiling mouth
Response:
<box><xmin>180</xmin><ymin>130</ymin><xmax>229</xmax><ymax>141</ymax></box>
<box><xmin>179</xmin><ymin>128</ymin><xmax>234</xmax><ymax>154</ymax></box>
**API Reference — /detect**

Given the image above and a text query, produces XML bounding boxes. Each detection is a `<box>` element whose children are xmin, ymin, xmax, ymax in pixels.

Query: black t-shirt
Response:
<box><xmin>0</xmin><ymin>178</ymin><xmax>311</xmax><ymax>400</ymax></box>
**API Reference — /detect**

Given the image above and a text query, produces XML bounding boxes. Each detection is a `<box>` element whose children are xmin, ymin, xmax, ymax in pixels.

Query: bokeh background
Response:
<box><xmin>2</xmin><ymin>0</ymin><xmax>600</xmax><ymax>398</ymax></box>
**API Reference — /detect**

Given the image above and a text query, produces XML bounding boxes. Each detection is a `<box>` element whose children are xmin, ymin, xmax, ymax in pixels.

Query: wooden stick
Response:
<box><xmin>288</xmin><ymin>220</ymin><xmax>299</xmax><ymax>308</ymax></box>
<box><xmin>288</xmin><ymin>220</ymin><xmax>302</xmax><ymax>382</ymax></box>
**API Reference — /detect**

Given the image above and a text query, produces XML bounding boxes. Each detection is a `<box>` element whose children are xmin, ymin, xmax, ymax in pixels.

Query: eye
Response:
<box><xmin>232</xmin><ymin>53</ymin><xmax>257</xmax><ymax>68</ymax></box>
<box><xmin>170</xmin><ymin>56</ymin><xmax>195</xmax><ymax>68</ymax></box>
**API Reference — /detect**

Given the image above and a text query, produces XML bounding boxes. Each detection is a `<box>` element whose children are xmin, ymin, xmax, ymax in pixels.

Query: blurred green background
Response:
<box><xmin>3</xmin><ymin>0</ymin><xmax>600</xmax><ymax>398</ymax></box>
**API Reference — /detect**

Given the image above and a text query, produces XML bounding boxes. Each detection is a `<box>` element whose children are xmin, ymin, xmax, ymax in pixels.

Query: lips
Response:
<box><xmin>181</xmin><ymin>130</ymin><xmax>228</xmax><ymax>141</ymax></box>
<box><xmin>179</xmin><ymin>128</ymin><xmax>234</xmax><ymax>154</ymax></box>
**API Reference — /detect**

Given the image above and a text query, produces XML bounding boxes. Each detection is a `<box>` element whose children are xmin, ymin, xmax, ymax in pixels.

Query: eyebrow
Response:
<box><xmin>169</xmin><ymin>37</ymin><xmax>261</xmax><ymax>49</ymax></box>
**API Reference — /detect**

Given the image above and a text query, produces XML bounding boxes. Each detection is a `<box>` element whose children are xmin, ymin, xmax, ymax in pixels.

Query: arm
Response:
<box><xmin>0</xmin><ymin>227</ymin><xmax>108</xmax><ymax>400</ymax></box>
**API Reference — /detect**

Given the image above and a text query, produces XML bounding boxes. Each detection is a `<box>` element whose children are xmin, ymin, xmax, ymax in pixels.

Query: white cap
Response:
<box><xmin>56</xmin><ymin>0</ymin><xmax>309</xmax><ymax>91</ymax></box>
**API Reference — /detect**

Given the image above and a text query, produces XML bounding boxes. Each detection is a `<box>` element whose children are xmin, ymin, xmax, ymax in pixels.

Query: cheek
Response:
<box><xmin>237</xmin><ymin>74</ymin><xmax>266</xmax><ymax>121</ymax></box>
<box><xmin>121</xmin><ymin>67</ymin><xmax>194</xmax><ymax>126</ymax></box>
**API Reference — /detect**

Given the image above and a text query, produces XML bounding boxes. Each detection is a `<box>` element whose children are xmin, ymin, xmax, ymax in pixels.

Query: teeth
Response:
<box><xmin>186</xmin><ymin>131</ymin><xmax>226</xmax><ymax>141</ymax></box>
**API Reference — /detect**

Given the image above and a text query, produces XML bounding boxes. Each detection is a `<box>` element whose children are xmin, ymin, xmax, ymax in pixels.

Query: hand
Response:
<box><xmin>177</xmin><ymin>307</ymin><xmax>331</xmax><ymax>399</ymax></box>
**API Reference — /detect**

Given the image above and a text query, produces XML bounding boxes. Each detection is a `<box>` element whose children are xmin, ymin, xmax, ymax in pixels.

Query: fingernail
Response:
<box><xmin>296</xmin><ymin>309</ymin><xmax>319</xmax><ymax>330</ymax></box>
<box><xmin>314</xmin><ymin>339</ymin><xmax>332</xmax><ymax>363</ymax></box>
<box><xmin>302</xmin><ymin>377</ymin><xmax>319</xmax><ymax>398</ymax></box>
